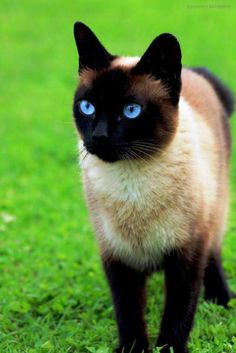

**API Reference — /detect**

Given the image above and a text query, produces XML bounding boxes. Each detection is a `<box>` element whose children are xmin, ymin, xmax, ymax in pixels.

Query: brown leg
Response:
<box><xmin>156</xmin><ymin>246</ymin><xmax>206</xmax><ymax>353</ymax></box>
<box><xmin>204</xmin><ymin>250</ymin><xmax>233</xmax><ymax>307</ymax></box>
<box><xmin>102</xmin><ymin>258</ymin><xmax>149</xmax><ymax>353</ymax></box>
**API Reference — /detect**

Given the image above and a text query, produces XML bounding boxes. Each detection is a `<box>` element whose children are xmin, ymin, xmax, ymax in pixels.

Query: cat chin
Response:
<box><xmin>93</xmin><ymin>153</ymin><xmax>120</xmax><ymax>163</ymax></box>
<box><xmin>84</xmin><ymin>145</ymin><xmax>140</xmax><ymax>163</ymax></box>
<box><xmin>86</xmin><ymin>147</ymin><xmax>120</xmax><ymax>163</ymax></box>
<box><xmin>87</xmin><ymin>149</ymin><xmax>152</xmax><ymax>164</ymax></box>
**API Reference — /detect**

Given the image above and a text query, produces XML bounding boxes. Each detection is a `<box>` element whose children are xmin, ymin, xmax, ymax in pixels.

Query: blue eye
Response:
<box><xmin>123</xmin><ymin>103</ymin><xmax>142</xmax><ymax>119</ymax></box>
<box><xmin>79</xmin><ymin>100</ymin><xmax>95</xmax><ymax>116</ymax></box>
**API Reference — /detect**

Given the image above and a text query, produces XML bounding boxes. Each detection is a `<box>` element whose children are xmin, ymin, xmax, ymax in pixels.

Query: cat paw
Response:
<box><xmin>157</xmin><ymin>344</ymin><xmax>189</xmax><ymax>353</ymax></box>
<box><xmin>205</xmin><ymin>291</ymin><xmax>236</xmax><ymax>308</ymax></box>
<box><xmin>114</xmin><ymin>345</ymin><xmax>150</xmax><ymax>353</ymax></box>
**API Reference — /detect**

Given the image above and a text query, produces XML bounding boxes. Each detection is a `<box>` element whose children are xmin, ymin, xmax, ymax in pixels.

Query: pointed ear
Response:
<box><xmin>132</xmin><ymin>33</ymin><xmax>182</xmax><ymax>104</ymax></box>
<box><xmin>73</xmin><ymin>22</ymin><xmax>114</xmax><ymax>73</ymax></box>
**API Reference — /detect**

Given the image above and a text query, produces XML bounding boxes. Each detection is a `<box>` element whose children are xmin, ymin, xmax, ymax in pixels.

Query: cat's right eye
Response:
<box><xmin>79</xmin><ymin>100</ymin><xmax>95</xmax><ymax>117</ymax></box>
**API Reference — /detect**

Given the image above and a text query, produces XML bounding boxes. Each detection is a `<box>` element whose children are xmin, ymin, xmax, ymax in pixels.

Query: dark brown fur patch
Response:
<box><xmin>74</xmin><ymin>64</ymin><xmax>179</xmax><ymax>163</ymax></box>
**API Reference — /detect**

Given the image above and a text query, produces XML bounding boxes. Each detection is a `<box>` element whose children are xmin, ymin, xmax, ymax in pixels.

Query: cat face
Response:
<box><xmin>73</xmin><ymin>22</ymin><xmax>182</xmax><ymax>163</ymax></box>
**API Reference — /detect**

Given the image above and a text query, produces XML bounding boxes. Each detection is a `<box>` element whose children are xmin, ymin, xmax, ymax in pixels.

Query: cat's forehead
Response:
<box><xmin>111</xmin><ymin>56</ymin><xmax>140</xmax><ymax>68</ymax></box>
<box><xmin>78</xmin><ymin>57</ymin><xmax>169</xmax><ymax>102</ymax></box>
<box><xmin>79</xmin><ymin>56</ymin><xmax>139</xmax><ymax>86</ymax></box>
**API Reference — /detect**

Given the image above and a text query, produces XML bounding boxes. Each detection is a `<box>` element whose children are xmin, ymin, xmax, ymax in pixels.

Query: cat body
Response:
<box><xmin>73</xmin><ymin>23</ymin><xmax>234</xmax><ymax>353</ymax></box>
<box><xmin>81</xmin><ymin>89</ymin><xmax>226</xmax><ymax>270</ymax></box>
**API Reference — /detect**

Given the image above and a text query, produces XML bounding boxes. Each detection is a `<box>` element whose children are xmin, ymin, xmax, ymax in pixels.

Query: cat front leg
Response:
<box><xmin>156</xmin><ymin>245</ymin><xmax>206</xmax><ymax>353</ymax></box>
<box><xmin>102</xmin><ymin>257</ymin><xmax>149</xmax><ymax>353</ymax></box>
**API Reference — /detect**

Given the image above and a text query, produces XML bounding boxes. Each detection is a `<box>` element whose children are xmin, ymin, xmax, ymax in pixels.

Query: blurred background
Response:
<box><xmin>0</xmin><ymin>0</ymin><xmax>236</xmax><ymax>352</ymax></box>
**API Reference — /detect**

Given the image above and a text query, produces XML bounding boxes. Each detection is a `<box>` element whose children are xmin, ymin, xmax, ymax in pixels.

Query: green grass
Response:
<box><xmin>0</xmin><ymin>0</ymin><xmax>236</xmax><ymax>352</ymax></box>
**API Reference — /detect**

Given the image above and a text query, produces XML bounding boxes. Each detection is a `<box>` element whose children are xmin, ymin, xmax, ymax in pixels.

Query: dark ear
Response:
<box><xmin>132</xmin><ymin>33</ymin><xmax>182</xmax><ymax>104</ymax></box>
<box><xmin>74</xmin><ymin>22</ymin><xmax>114</xmax><ymax>73</ymax></box>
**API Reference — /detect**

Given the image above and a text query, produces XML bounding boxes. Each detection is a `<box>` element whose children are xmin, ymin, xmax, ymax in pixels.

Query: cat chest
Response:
<box><xmin>84</xmin><ymin>164</ymin><xmax>190</xmax><ymax>267</ymax></box>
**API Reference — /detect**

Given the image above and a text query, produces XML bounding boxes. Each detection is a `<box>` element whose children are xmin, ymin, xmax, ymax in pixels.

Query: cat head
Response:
<box><xmin>73</xmin><ymin>22</ymin><xmax>182</xmax><ymax>163</ymax></box>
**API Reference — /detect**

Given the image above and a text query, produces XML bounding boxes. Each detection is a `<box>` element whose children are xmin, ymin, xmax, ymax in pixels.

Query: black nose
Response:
<box><xmin>92</xmin><ymin>121</ymin><xmax>109</xmax><ymax>145</ymax></box>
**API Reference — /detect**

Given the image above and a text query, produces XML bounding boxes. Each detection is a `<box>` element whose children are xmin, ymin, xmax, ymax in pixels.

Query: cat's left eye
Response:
<box><xmin>123</xmin><ymin>103</ymin><xmax>142</xmax><ymax>119</ymax></box>
<box><xmin>79</xmin><ymin>100</ymin><xmax>95</xmax><ymax>116</ymax></box>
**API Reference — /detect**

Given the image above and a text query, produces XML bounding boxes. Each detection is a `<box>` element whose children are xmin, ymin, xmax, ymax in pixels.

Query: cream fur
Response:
<box><xmin>111</xmin><ymin>56</ymin><xmax>140</xmax><ymax>68</ymax></box>
<box><xmin>79</xmin><ymin>96</ymin><xmax>227</xmax><ymax>270</ymax></box>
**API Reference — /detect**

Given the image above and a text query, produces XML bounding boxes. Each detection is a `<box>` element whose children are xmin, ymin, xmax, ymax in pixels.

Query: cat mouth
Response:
<box><xmin>84</xmin><ymin>141</ymin><xmax>156</xmax><ymax>163</ymax></box>
<box><xmin>85</xmin><ymin>143</ymin><xmax>121</xmax><ymax>162</ymax></box>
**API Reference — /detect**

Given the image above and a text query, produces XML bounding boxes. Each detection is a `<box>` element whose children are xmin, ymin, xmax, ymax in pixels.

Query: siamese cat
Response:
<box><xmin>72</xmin><ymin>22</ymin><xmax>234</xmax><ymax>353</ymax></box>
